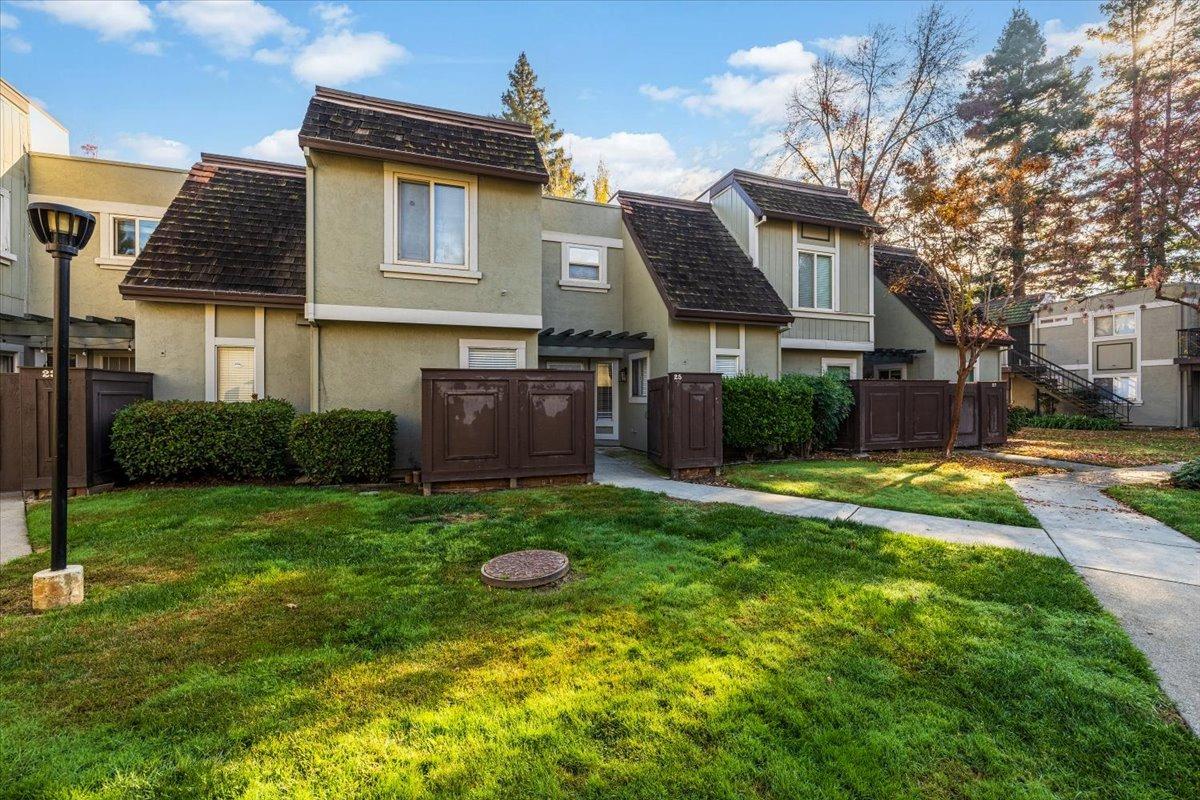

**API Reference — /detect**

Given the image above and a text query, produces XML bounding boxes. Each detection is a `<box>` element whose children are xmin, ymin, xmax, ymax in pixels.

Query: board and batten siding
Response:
<box><xmin>710</xmin><ymin>187</ymin><xmax>752</xmax><ymax>254</ymax></box>
<box><xmin>0</xmin><ymin>87</ymin><xmax>30</xmax><ymax>317</ymax></box>
<box><xmin>789</xmin><ymin>316</ymin><xmax>871</xmax><ymax>342</ymax></box>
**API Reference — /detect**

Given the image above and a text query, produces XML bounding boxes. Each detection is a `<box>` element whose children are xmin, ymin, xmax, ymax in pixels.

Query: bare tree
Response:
<box><xmin>782</xmin><ymin>2</ymin><xmax>971</xmax><ymax>226</ymax></box>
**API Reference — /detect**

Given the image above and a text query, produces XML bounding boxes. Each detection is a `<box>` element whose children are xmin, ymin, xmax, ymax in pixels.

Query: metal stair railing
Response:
<box><xmin>1009</xmin><ymin>348</ymin><xmax>1134</xmax><ymax>421</ymax></box>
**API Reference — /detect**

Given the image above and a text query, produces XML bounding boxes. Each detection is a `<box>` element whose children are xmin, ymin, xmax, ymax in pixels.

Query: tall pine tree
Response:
<box><xmin>501</xmin><ymin>52</ymin><xmax>585</xmax><ymax>199</ymax></box>
<box><xmin>958</xmin><ymin>9</ymin><xmax>1092</xmax><ymax>296</ymax></box>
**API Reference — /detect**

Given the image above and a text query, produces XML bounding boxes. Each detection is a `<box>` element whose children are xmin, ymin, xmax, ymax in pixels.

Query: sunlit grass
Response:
<box><xmin>723</xmin><ymin>454</ymin><xmax>1042</xmax><ymax>526</ymax></box>
<box><xmin>1002</xmin><ymin>428</ymin><xmax>1200</xmax><ymax>467</ymax></box>
<box><xmin>1106</xmin><ymin>484</ymin><xmax>1200</xmax><ymax>543</ymax></box>
<box><xmin>1</xmin><ymin>486</ymin><xmax>1195</xmax><ymax>799</ymax></box>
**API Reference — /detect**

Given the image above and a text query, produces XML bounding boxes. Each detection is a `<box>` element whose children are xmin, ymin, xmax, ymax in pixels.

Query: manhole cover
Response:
<box><xmin>481</xmin><ymin>549</ymin><xmax>570</xmax><ymax>589</ymax></box>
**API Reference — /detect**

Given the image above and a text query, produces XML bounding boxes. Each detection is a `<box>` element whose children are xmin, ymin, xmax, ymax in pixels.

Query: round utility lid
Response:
<box><xmin>480</xmin><ymin>549</ymin><xmax>569</xmax><ymax>589</ymax></box>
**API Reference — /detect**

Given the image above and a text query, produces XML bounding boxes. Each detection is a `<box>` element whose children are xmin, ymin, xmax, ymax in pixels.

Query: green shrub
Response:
<box><xmin>782</xmin><ymin>373</ymin><xmax>854</xmax><ymax>451</ymax></box>
<box><xmin>722</xmin><ymin>374</ymin><xmax>814</xmax><ymax>458</ymax></box>
<box><xmin>1007</xmin><ymin>405</ymin><xmax>1034</xmax><ymax>434</ymax></box>
<box><xmin>111</xmin><ymin>399</ymin><xmax>295</xmax><ymax>482</ymax></box>
<box><xmin>290</xmin><ymin>409</ymin><xmax>395</xmax><ymax>484</ymax></box>
<box><xmin>1023</xmin><ymin>413</ymin><xmax>1121</xmax><ymax>431</ymax></box>
<box><xmin>1172</xmin><ymin>458</ymin><xmax>1200</xmax><ymax>490</ymax></box>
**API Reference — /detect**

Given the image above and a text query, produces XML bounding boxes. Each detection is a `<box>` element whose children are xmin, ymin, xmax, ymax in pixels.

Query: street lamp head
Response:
<box><xmin>27</xmin><ymin>202</ymin><xmax>96</xmax><ymax>256</ymax></box>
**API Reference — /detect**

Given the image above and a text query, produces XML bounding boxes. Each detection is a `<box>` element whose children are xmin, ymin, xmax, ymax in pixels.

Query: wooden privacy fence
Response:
<box><xmin>836</xmin><ymin>380</ymin><xmax>1007</xmax><ymax>453</ymax></box>
<box><xmin>647</xmin><ymin>373</ymin><xmax>723</xmax><ymax>478</ymax></box>
<box><xmin>420</xmin><ymin>368</ymin><xmax>594</xmax><ymax>493</ymax></box>
<box><xmin>0</xmin><ymin>368</ymin><xmax>153</xmax><ymax>493</ymax></box>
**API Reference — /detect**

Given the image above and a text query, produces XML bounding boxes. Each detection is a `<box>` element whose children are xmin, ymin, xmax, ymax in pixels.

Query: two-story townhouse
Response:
<box><xmin>701</xmin><ymin>170</ymin><xmax>883</xmax><ymax>379</ymax></box>
<box><xmin>1026</xmin><ymin>285</ymin><xmax>1200</xmax><ymax>427</ymax></box>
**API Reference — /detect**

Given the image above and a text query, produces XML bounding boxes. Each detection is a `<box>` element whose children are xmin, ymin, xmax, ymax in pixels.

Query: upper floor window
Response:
<box><xmin>629</xmin><ymin>353</ymin><xmax>649</xmax><ymax>403</ymax></box>
<box><xmin>796</xmin><ymin>248</ymin><xmax>835</xmax><ymax>310</ymax></box>
<box><xmin>0</xmin><ymin>187</ymin><xmax>13</xmax><ymax>262</ymax></box>
<box><xmin>800</xmin><ymin>222</ymin><xmax>830</xmax><ymax>242</ymax></box>
<box><xmin>113</xmin><ymin>217</ymin><xmax>158</xmax><ymax>257</ymax></box>
<box><xmin>1094</xmin><ymin>311</ymin><xmax>1135</xmax><ymax>338</ymax></box>
<box><xmin>567</xmin><ymin>245</ymin><xmax>601</xmax><ymax>281</ymax></box>
<box><xmin>397</xmin><ymin>177</ymin><xmax>467</xmax><ymax>266</ymax></box>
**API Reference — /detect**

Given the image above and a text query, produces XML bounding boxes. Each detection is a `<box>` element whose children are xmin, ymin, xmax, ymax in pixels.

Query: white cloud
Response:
<box><xmin>131</xmin><ymin>40</ymin><xmax>163</xmax><ymax>55</ymax></box>
<box><xmin>815</xmin><ymin>35</ymin><xmax>866</xmax><ymax>58</ymax></box>
<box><xmin>252</xmin><ymin>47</ymin><xmax>290</xmax><ymax>65</ymax></box>
<box><xmin>727</xmin><ymin>40</ymin><xmax>816</xmax><ymax>73</ymax></box>
<box><xmin>17</xmin><ymin>0</ymin><xmax>153</xmax><ymax>41</ymax></box>
<box><xmin>312</xmin><ymin>2</ymin><xmax>352</xmax><ymax>29</ymax></box>
<box><xmin>291</xmin><ymin>30</ymin><xmax>408</xmax><ymax>85</ymax></box>
<box><xmin>0</xmin><ymin>11</ymin><xmax>19</xmax><ymax>29</ymax></box>
<box><xmin>559</xmin><ymin>131</ymin><xmax>721</xmax><ymax>198</ymax></box>
<box><xmin>114</xmin><ymin>132</ymin><xmax>193</xmax><ymax>168</ymax></box>
<box><xmin>4</xmin><ymin>33</ymin><xmax>31</xmax><ymax>53</ymax></box>
<box><xmin>157</xmin><ymin>0</ymin><xmax>303</xmax><ymax>58</ymax></box>
<box><xmin>1044</xmin><ymin>19</ymin><xmax>1114</xmax><ymax>60</ymax></box>
<box><xmin>640</xmin><ymin>84</ymin><xmax>687</xmax><ymax>102</ymax></box>
<box><xmin>241</xmin><ymin>128</ymin><xmax>303</xmax><ymax>164</ymax></box>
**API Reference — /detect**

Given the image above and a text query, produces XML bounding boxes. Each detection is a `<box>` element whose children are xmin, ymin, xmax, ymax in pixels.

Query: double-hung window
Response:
<box><xmin>113</xmin><ymin>217</ymin><xmax>158</xmax><ymax>257</ymax></box>
<box><xmin>1095</xmin><ymin>374</ymin><xmax>1138</xmax><ymax>401</ymax></box>
<box><xmin>1093</xmin><ymin>311</ymin><xmax>1135</xmax><ymax>338</ymax></box>
<box><xmin>629</xmin><ymin>353</ymin><xmax>649</xmax><ymax>402</ymax></box>
<box><xmin>565</xmin><ymin>245</ymin><xmax>602</xmax><ymax>283</ymax></box>
<box><xmin>795</xmin><ymin>248</ymin><xmax>835</xmax><ymax>310</ymax></box>
<box><xmin>395</xmin><ymin>176</ymin><xmax>468</xmax><ymax>267</ymax></box>
<box><xmin>0</xmin><ymin>187</ymin><xmax>13</xmax><ymax>262</ymax></box>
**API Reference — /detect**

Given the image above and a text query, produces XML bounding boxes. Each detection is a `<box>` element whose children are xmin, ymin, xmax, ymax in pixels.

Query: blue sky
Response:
<box><xmin>0</xmin><ymin>0</ymin><xmax>1107</xmax><ymax>196</ymax></box>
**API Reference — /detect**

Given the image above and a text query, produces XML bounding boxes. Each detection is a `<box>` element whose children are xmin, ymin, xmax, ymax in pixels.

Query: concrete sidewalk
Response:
<box><xmin>595</xmin><ymin>449</ymin><xmax>1198</xmax><ymax>732</ymax></box>
<box><xmin>0</xmin><ymin>492</ymin><xmax>32</xmax><ymax>566</ymax></box>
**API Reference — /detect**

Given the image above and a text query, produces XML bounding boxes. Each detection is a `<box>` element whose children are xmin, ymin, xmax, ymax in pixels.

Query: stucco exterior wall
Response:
<box><xmin>264</xmin><ymin>309</ymin><xmax>310</xmax><ymax>411</ymax></box>
<box><xmin>618</xmin><ymin>230</ymin><xmax>670</xmax><ymax>451</ymax></box>
<box><xmin>27</xmin><ymin>153</ymin><xmax>186</xmax><ymax>321</ymax></box>
<box><xmin>133</xmin><ymin>301</ymin><xmax>205</xmax><ymax>400</ymax></box>
<box><xmin>314</xmin><ymin>321</ymin><xmax>537</xmax><ymax>468</ymax></box>
<box><xmin>780</xmin><ymin>349</ymin><xmax>863</xmax><ymax>377</ymax></box>
<box><xmin>539</xmin><ymin>197</ymin><xmax>625</xmax><ymax>332</ymax></box>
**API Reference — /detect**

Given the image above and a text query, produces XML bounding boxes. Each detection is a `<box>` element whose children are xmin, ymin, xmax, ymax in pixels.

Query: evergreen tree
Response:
<box><xmin>501</xmin><ymin>52</ymin><xmax>585</xmax><ymax>199</ymax></box>
<box><xmin>958</xmin><ymin>8</ymin><xmax>1092</xmax><ymax>295</ymax></box>
<box><xmin>592</xmin><ymin>159</ymin><xmax>612</xmax><ymax>203</ymax></box>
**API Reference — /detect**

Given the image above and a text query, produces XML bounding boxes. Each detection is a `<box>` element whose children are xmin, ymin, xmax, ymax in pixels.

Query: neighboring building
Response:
<box><xmin>871</xmin><ymin>244</ymin><xmax>1009</xmax><ymax>382</ymax></box>
<box><xmin>1022</xmin><ymin>285</ymin><xmax>1200</xmax><ymax>427</ymax></box>
<box><xmin>701</xmin><ymin>170</ymin><xmax>883</xmax><ymax>379</ymax></box>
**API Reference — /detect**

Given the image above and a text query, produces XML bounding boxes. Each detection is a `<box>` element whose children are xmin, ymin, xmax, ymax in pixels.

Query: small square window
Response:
<box><xmin>714</xmin><ymin>354</ymin><xmax>741</xmax><ymax>377</ymax></box>
<box><xmin>466</xmin><ymin>347</ymin><xmax>520</xmax><ymax>370</ymax></box>
<box><xmin>567</xmin><ymin>245</ymin><xmax>601</xmax><ymax>281</ymax></box>
<box><xmin>113</xmin><ymin>217</ymin><xmax>158</xmax><ymax>257</ymax></box>
<box><xmin>800</xmin><ymin>222</ymin><xmax>830</xmax><ymax>241</ymax></box>
<box><xmin>1094</xmin><ymin>311</ymin><xmax>1135</xmax><ymax>337</ymax></box>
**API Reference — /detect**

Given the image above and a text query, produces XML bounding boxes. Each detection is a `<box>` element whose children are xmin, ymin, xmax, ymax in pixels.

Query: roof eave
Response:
<box><xmin>119</xmin><ymin>283</ymin><xmax>304</xmax><ymax>308</ymax></box>
<box><xmin>671</xmin><ymin>307</ymin><xmax>793</xmax><ymax>325</ymax></box>
<box><xmin>298</xmin><ymin>135</ymin><xmax>549</xmax><ymax>184</ymax></box>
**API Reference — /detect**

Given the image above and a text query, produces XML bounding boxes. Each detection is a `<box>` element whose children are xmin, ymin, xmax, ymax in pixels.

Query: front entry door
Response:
<box><xmin>543</xmin><ymin>359</ymin><xmax>619</xmax><ymax>441</ymax></box>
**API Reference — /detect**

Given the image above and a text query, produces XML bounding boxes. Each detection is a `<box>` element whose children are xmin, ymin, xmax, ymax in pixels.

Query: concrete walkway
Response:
<box><xmin>594</xmin><ymin>449</ymin><xmax>1199</xmax><ymax>732</ymax></box>
<box><xmin>0</xmin><ymin>492</ymin><xmax>32</xmax><ymax>566</ymax></box>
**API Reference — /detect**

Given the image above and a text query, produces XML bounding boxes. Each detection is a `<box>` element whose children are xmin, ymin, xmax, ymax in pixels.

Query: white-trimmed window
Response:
<box><xmin>872</xmin><ymin>365</ymin><xmax>905</xmax><ymax>380</ymax></box>
<box><xmin>1093</xmin><ymin>311</ymin><xmax>1135</xmax><ymax>338</ymax></box>
<box><xmin>113</xmin><ymin>216</ymin><xmax>158</xmax><ymax>257</ymax></box>
<box><xmin>800</xmin><ymin>222</ymin><xmax>831</xmax><ymax>241</ymax></box>
<box><xmin>714</xmin><ymin>354</ymin><xmax>742</xmax><ymax>377</ymax></box>
<box><xmin>1038</xmin><ymin>314</ymin><xmax>1071</xmax><ymax>328</ymax></box>
<box><xmin>559</xmin><ymin>243</ymin><xmax>608</xmax><ymax>290</ymax></box>
<box><xmin>459</xmin><ymin>339</ymin><xmax>526</xmax><ymax>369</ymax></box>
<box><xmin>205</xmin><ymin>305</ymin><xmax>264</xmax><ymax>402</ymax></box>
<box><xmin>102</xmin><ymin>355</ymin><xmax>133</xmax><ymax>371</ymax></box>
<box><xmin>795</xmin><ymin>248</ymin><xmax>836</xmax><ymax>310</ymax></box>
<box><xmin>629</xmin><ymin>352</ymin><xmax>649</xmax><ymax>403</ymax></box>
<box><xmin>820</xmin><ymin>357</ymin><xmax>858</xmax><ymax>379</ymax></box>
<box><xmin>0</xmin><ymin>187</ymin><xmax>13</xmax><ymax>262</ymax></box>
<box><xmin>383</xmin><ymin>165</ymin><xmax>477</xmax><ymax>282</ymax></box>
<box><xmin>216</xmin><ymin>346</ymin><xmax>255</xmax><ymax>402</ymax></box>
<box><xmin>710</xmin><ymin>323</ymin><xmax>746</xmax><ymax>377</ymax></box>
<box><xmin>1095</xmin><ymin>374</ymin><xmax>1139</xmax><ymax>401</ymax></box>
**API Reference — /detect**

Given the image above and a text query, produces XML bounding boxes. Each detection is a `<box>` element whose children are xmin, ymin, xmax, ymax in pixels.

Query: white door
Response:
<box><xmin>595</xmin><ymin>360</ymin><xmax>618</xmax><ymax>441</ymax></box>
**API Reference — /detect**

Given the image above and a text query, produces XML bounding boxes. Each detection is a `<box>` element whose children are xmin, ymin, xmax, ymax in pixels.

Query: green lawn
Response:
<box><xmin>2</xmin><ymin>486</ymin><xmax>1195</xmax><ymax>799</ymax></box>
<box><xmin>1001</xmin><ymin>428</ymin><xmax>1200</xmax><ymax>467</ymax></box>
<box><xmin>723</xmin><ymin>454</ymin><xmax>1043</xmax><ymax>526</ymax></box>
<box><xmin>1106</xmin><ymin>484</ymin><xmax>1200</xmax><ymax>543</ymax></box>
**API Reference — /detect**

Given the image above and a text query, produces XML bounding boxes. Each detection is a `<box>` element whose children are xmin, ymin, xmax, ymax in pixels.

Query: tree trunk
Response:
<box><xmin>944</xmin><ymin>367</ymin><xmax>970</xmax><ymax>458</ymax></box>
<box><xmin>1130</xmin><ymin>17</ymin><xmax>1147</xmax><ymax>285</ymax></box>
<box><xmin>1010</xmin><ymin>189</ymin><xmax>1027</xmax><ymax>297</ymax></box>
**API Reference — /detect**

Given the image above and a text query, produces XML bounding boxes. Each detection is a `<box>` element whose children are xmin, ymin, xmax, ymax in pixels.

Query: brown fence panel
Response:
<box><xmin>421</xmin><ymin>369</ymin><xmax>593</xmax><ymax>490</ymax></box>
<box><xmin>1</xmin><ymin>368</ymin><xmax>152</xmax><ymax>492</ymax></box>
<box><xmin>647</xmin><ymin>373</ymin><xmax>722</xmax><ymax>477</ymax></box>
<box><xmin>838</xmin><ymin>379</ymin><xmax>1007</xmax><ymax>453</ymax></box>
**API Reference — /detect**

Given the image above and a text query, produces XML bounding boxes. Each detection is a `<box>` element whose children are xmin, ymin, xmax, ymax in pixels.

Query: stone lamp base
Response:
<box><xmin>32</xmin><ymin>564</ymin><xmax>84</xmax><ymax>611</ymax></box>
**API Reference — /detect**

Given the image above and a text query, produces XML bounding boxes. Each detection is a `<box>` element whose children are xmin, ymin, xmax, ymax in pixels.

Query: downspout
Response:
<box><xmin>304</xmin><ymin>146</ymin><xmax>321</xmax><ymax>413</ymax></box>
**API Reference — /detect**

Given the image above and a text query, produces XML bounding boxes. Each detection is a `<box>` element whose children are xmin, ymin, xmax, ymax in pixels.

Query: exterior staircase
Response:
<box><xmin>1009</xmin><ymin>349</ymin><xmax>1135</xmax><ymax>423</ymax></box>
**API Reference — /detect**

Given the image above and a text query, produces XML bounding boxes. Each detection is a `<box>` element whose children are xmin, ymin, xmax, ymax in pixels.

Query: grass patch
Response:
<box><xmin>1001</xmin><ymin>428</ymin><xmax>1200</xmax><ymax>467</ymax></box>
<box><xmin>1</xmin><ymin>486</ymin><xmax>1196</xmax><ymax>799</ymax></box>
<box><xmin>723</xmin><ymin>453</ymin><xmax>1044</xmax><ymax>526</ymax></box>
<box><xmin>1105</xmin><ymin>484</ymin><xmax>1200</xmax><ymax>543</ymax></box>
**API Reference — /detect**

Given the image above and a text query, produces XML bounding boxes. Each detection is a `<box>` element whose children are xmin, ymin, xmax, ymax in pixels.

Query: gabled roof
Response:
<box><xmin>120</xmin><ymin>154</ymin><xmax>305</xmax><ymax>306</ymax></box>
<box><xmin>617</xmin><ymin>191</ymin><xmax>792</xmax><ymax>325</ymax></box>
<box><xmin>707</xmin><ymin>169</ymin><xmax>884</xmax><ymax>232</ymax></box>
<box><xmin>299</xmin><ymin>86</ymin><xmax>548</xmax><ymax>183</ymax></box>
<box><xmin>873</xmin><ymin>244</ymin><xmax>1014</xmax><ymax>346</ymax></box>
<box><xmin>985</xmin><ymin>294</ymin><xmax>1047</xmax><ymax>326</ymax></box>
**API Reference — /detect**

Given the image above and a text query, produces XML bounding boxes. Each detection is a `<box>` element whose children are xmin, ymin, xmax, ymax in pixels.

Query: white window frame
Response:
<box><xmin>1037</xmin><ymin>314</ymin><xmax>1073</xmax><ymax>328</ymax></box>
<box><xmin>458</xmin><ymin>339</ymin><xmax>526</xmax><ymax>369</ymax></box>
<box><xmin>0</xmin><ymin>341</ymin><xmax>22</xmax><ymax>371</ymax></box>
<box><xmin>593</xmin><ymin>358</ymin><xmax>620</xmax><ymax>441</ymax></box>
<box><xmin>710</xmin><ymin>323</ymin><xmax>746</xmax><ymax>376</ymax></box>
<box><xmin>382</xmin><ymin>163</ymin><xmax>479</xmax><ymax>283</ymax></box>
<box><xmin>558</xmin><ymin>242</ymin><xmax>610</xmax><ymax>291</ymax></box>
<box><xmin>1092</xmin><ymin>310</ymin><xmax>1136</xmax><ymax>339</ymax></box>
<box><xmin>204</xmin><ymin>305</ymin><xmax>265</xmax><ymax>402</ymax></box>
<box><xmin>871</xmin><ymin>363</ymin><xmax>906</xmax><ymax>380</ymax></box>
<box><xmin>0</xmin><ymin>187</ymin><xmax>14</xmax><ymax>263</ymax></box>
<box><xmin>791</xmin><ymin>224</ymin><xmax>839</xmax><ymax>311</ymax></box>
<box><xmin>628</xmin><ymin>351</ymin><xmax>650</xmax><ymax>404</ymax></box>
<box><xmin>1094</xmin><ymin>373</ymin><xmax>1139</xmax><ymax>402</ymax></box>
<box><xmin>820</xmin><ymin>356</ymin><xmax>858</xmax><ymax>379</ymax></box>
<box><xmin>110</xmin><ymin>215</ymin><xmax>159</xmax><ymax>259</ymax></box>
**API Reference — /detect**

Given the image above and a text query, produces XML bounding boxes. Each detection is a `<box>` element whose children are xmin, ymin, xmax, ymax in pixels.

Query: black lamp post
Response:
<box><xmin>27</xmin><ymin>203</ymin><xmax>95</xmax><ymax>590</ymax></box>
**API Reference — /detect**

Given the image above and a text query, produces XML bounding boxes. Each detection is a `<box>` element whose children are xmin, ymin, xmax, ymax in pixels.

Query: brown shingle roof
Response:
<box><xmin>617</xmin><ymin>192</ymin><xmax>792</xmax><ymax>325</ymax></box>
<box><xmin>299</xmin><ymin>86</ymin><xmax>548</xmax><ymax>183</ymax></box>
<box><xmin>120</xmin><ymin>154</ymin><xmax>305</xmax><ymax>306</ymax></box>
<box><xmin>709</xmin><ymin>170</ymin><xmax>884</xmax><ymax>232</ymax></box>
<box><xmin>874</xmin><ymin>244</ymin><xmax>1013</xmax><ymax>345</ymax></box>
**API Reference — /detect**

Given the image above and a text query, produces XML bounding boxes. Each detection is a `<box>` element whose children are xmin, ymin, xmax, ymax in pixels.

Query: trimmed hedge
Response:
<box><xmin>781</xmin><ymin>373</ymin><xmax>855</xmax><ymax>451</ymax></box>
<box><xmin>1020</xmin><ymin>413</ymin><xmax>1121</xmax><ymax>431</ymax></box>
<box><xmin>722</xmin><ymin>374</ymin><xmax>814</xmax><ymax>458</ymax></box>
<box><xmin>111</xmin><ymin>399</ymin><xmax>295</xmax><ymax>482</ymax></box>
<box><xmin>1172</xmin><ymin>458</ymin><xmax>1200</xmax><ymax>490</ymax></box>
<box><xmin>290</xmin><ymin>409</ymin><xmax>395</xmax><ymax>484</ymax></box>
<box><xmin>1008</xmin><ymin>406</ymin><xmax>1034</xmax><ymax>435</ymax></box>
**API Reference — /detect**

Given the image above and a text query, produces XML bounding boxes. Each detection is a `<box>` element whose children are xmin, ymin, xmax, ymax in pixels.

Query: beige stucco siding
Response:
<box><xmin>540</xmin><ymin>196</ymin><xmax>621</xmax><ymax>239</ymax></box>
<box><xmin>539</xmin><ymin>197</ymin><xmax>625</xmax><ymax>332</ymax></box>
<box><xmin>618</xmin><ymin>231</ymin><xmax>670</xmax><ymax>451</ymax></box>
<box><xmin>307</xmin><ymin>150</ymin><xmax>541</xmax><ymax>322</ymax></box>
<box><xmin>134</xmin><ymin>301</ymin><xmax>205</xmax><ymax>399</ymax></box>
<box><xmin>27</xmin><ymin>154</ymin><xmax>186</xmax><ymax>321</ymax></box>
<box><xmin>314</xmin><ymin>321</ymin><xmax>537</xmax><ymax>468</ymax></box>
<box><xmin>264</xmin><ymin>309</ymin><xmax>310</xmax><ymax>411</ymax></box>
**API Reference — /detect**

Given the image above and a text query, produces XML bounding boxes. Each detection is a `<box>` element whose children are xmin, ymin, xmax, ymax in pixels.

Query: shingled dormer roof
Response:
<box><xmin>707</xmin><ymin>169</ymin><xmax>883</xmax><ymax>232</ymax></box>
<box><xmin>299</xmin><ymin>86</ymin><xmax>548</xmax><ymax>183</ymax></box>
<box><xmin>873</xmin><ymin>244</ymin><xmax>1013</xmax><ymax>346</ymax></box>
<box><xmin>617</xmin><ymin>191</ymin><xmax>792</xmax><ymax>325</ymax></box>
<box><xmin>120</xmin><ymin>154</ymin><xmax>305</xmax><ymax>306</ymax></box>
